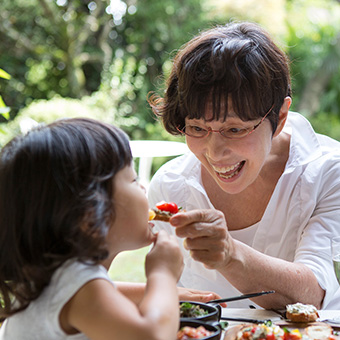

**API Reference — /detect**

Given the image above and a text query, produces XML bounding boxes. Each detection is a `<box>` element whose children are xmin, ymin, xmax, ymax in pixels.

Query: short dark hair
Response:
<box><xmin>0</xmin><ymin>118</ymin><xmax>132</xmax><ymax>318</ymax></box>
<box><xmin>148</xmin><ymin>21</ymin><xmax>291</xmax><ymax>134</ymax></box>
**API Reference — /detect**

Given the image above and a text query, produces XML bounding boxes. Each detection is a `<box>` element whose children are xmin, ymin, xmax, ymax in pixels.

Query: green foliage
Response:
<box><xmin>285</xmin><ymin>0</ymin><xmax>340</xmax><ymax>123</ymax></box>
<box><xmin>0</xmin><ymin>93</ymin><xmax>114</xmax><ymax>145</ymax></box>
<box><xmin>0</xmin><ymin>0</ymin><xmax>114</xmax><ymax>113</ymax></box>
<box><xmin>1</xmin><ymin>0</ymin><xmax>340</xmax><ymax>145</ymax></box>
<box><xmin>0</xmin><ymin>0</ymin><xmax>211</xmax><ymax>143</ymax></box>
<box><xmin>0</xmin><ymin>68</ymin><xmax>11</xmax><ymax>121</ymax></box>
<box><xmin>308</xmin><ymin>112</ymin><xmax>340</xmax><ymax>141</ymax></box>
<box><xmin>103</xmin><ymin>0</ymin><xmax>210</xmax><ymax>140</ymax></box>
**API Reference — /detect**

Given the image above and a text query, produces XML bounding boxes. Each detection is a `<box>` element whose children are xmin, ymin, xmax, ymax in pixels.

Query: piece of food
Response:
<box><xmin>284</xmin><ymin>328</ymin><xmax>303</xmax><ymax>340</ymax></box>
<box><xmin>177</xmin><ymin>325</ymin><xmax>213</xmax><ymax>339</ymax></box>
<box><xmin>179</xmin><ymin>302</ymin><xmax>209</xmax><ymax>318</ymax></box>
<box><xmin>149</xmin><ymin>201</ymin><xmax>183</xmax><ymax>222</ymax></box>
<box><xmin>304</xmin><ymin>324</ymin><xmax>335</xmax><ymax>340</ymax></box>
<box><xmin>225</xmin><ymin>322</ymin><xmax>337</xmax><ymax>340</ymax></box>
<box><xmin>286</xmin><ymin>303</ymin><xmax>319</xmax><ymax>323</ymax></box>
<box><xmin>234</xmin><ymin>323</ymin><xmax>285</xmax><ymax>340</ymax></box>
<box><xmin>148</xmin><ymin>209</ymin><xmax>156</xmax><ymax>221</ymax></box>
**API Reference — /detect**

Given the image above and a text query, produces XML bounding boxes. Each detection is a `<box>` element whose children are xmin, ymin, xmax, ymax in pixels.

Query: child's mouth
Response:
<box><xmin>148</xmin><ymin>222</ymin><xmax>157</xmax><ymax>235</ymax></box>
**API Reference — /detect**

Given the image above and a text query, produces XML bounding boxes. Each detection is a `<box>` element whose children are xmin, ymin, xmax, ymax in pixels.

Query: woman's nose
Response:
<box><xmin>205</xmin><ymin>133</ymin><xmax>231</xmax><ymax>159</ymax></box>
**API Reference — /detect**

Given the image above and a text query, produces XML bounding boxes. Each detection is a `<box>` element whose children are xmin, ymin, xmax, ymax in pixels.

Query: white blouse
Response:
<box><xmin>148</xmin><ymin>111</ymin><xmax>340</xmax><ymax>309</ymax></box>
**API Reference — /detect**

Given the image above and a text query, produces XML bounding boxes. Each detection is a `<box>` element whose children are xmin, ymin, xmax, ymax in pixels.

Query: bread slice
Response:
<box><xmin>286</xmin><ymin>303</ymin><xmax>319</xmax><ymax>323</ymax></box>
<box><xmin>149</xmin><ymin>209</ymin><xmax>173</xmax><ymax>221</ymax></box>
<box><xmin>304</xmin><ymin>324</ymin><xmax>333</xmax><ymax>339</ymax></box>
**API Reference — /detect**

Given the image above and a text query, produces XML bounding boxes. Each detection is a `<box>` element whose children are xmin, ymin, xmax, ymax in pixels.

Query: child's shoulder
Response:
<box><xmin>50</xmin><ymin>260</ymin><xmax>113</xmax><ymax>296</ymax></box>
<box><xmin>0</xmin><ymin>260</ymin><xmax>114</xmax><ymax>339</ymax></box>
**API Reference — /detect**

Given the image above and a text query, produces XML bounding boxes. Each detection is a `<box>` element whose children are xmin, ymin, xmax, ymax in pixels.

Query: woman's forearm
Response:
<box><xmin>219</xmin><ymin>240</ymin><xmax>325</xmax><ymax>309</ymax></box>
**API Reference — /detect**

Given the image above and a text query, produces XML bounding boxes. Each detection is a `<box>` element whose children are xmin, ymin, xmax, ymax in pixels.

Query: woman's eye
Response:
<box><xmin>187</xmin><ymin>125</ymin><xmax>206</xmax><ymax>132</ymax></box>
<box><xmin>193</xmin><ymin>126</ymin><xmax>204</xmax><ymax>131</ymax></box>
<box><xmin>227</xmin><ymin>127</ymin><xmax>245</xmax><ymax>134</ymax></box>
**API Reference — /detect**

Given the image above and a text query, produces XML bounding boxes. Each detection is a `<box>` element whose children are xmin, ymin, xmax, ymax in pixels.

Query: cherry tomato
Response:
<box><xmin>284</xmin><ymin>329</ymin><xmax>302</xmax><ymax>340</ymax></box>
<box><xmin>242</xmin><ymin>331</ymin><xmax>251</xmax><ymax>339</ymax></box>
<box><xmin>155</xmin><ymin>201</ymin><xmax>179</xmax><ymax>214</ymax></box>
<box><xmin>266</xmin><ymin>334</ymin><xmax>276</xmax><ymax>340</ymax></box>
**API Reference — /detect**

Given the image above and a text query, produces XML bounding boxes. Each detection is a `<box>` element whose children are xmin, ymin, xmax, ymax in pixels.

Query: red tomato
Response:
<box><xmin>155</xmin><ymin>201</ymin><xmax>179</xmax><ymax>214</ymax></box>
<box><xmin>284</xmin><ymin>330</ymin><xmax>302</xmax><ymax>340</ymax></box>
<box><xmin>266</xmin><ymin>334</ymin><xmax>276</xmax><ymax>340</ymax></box>
<box><xmin>242</xmin><ymin>331</ymin><xmax>252</xmax><ymax>339</ymax></box>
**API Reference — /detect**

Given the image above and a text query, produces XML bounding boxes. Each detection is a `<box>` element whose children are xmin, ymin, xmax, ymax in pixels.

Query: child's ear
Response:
<box><xmin>273</xmin><ymin>96</ymin><xmax>291</xmax><ymax>137</ymax></box>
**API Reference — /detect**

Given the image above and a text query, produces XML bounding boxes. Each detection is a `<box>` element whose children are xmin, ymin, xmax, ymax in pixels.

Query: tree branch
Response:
<box><xmin>37</xmin><ymin>0</ymin><xmax>62</xmax><ymax>27</ymax></box>
<box><xmin>0</xmin><ymin>14</ymin><xmax>37</xmax><ymax>53</ymax></box>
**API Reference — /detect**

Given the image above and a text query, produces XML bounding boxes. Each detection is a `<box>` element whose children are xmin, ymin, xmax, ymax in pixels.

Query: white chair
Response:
<box><xmin>129</xmin><ymin>140</ymin><xmax>189</xmax><ymax>188</ymax></box>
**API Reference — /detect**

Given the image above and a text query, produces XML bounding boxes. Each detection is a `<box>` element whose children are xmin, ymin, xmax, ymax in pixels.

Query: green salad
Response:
<box><xmin>179</xmin><ymin>302</ymin><xmax>209</xmax><ymax>318</ymax></box>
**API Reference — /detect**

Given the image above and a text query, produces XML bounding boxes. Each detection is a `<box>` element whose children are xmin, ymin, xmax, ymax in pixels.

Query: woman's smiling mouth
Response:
<box><xmin>211</xmin><ymin>161</ymin><xmax>245</xmax><ymax>180</ymax></box>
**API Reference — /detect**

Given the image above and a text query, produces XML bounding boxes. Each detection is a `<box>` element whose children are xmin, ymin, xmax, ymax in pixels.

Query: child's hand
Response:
<box><xmin>145</xmin><ymin>230</ymin><xmax>183</xmax><ymax>281</ymax></box>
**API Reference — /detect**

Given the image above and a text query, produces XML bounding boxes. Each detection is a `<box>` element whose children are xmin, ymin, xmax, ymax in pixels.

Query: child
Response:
<box><xmin>0</xmin><ymin>118</ymin><xmax>210</xmax><ymax>339</ymax></box>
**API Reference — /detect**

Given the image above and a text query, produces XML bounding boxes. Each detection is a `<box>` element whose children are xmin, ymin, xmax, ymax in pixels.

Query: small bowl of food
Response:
<box><xmin>177</xmin><ymin>320</ymin><xmax>221</xmax><ymax>340</ymax></box>
<box><xmin>179</xmin><ymin>301</ymin><xmax>221</xmax><ymax>323</ymax></box>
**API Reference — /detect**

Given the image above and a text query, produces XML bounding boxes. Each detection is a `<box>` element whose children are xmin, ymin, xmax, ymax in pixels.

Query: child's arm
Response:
<box><xmin>60</xmin><ymin>230</ymin><xmax>183</xmax><ymax>340</ymax></box>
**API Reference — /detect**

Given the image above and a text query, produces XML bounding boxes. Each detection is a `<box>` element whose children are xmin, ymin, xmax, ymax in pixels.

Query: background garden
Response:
<box><xmin>1</xmin><ymin>0</ymin><xmax>340</xmax><ymax>282</ymax></box>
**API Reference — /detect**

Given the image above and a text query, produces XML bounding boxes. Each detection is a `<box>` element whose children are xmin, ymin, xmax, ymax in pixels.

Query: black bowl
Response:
<box><xmin>178</xmin><ymin>319</ymin><xmax>221</xmax><ymax>340</ymax></box>
<box><xmin>179</xmin><ymin>301</ymin><xmax>221</xmax><ymax>322</ymax></box>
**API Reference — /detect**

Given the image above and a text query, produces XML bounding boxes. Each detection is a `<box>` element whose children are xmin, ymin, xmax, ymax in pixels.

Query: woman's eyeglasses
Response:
<box><xmin>176</xmin><ymin>107</ymin><xmax>273</xmax><ymax>140</ymax></box>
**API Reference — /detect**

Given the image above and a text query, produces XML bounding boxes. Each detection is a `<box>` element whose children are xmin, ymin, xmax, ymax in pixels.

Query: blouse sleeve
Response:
<box><xmin>294</xmin><ymin>152</ymin><xmax>340</xmax><ymax>308</ymax></box>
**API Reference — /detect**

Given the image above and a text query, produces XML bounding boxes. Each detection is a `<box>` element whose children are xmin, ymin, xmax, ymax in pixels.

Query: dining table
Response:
<box><xmin>217</xmin><ymin>308</ymin><xmax>340</xmax><ymax>340</ymax></box>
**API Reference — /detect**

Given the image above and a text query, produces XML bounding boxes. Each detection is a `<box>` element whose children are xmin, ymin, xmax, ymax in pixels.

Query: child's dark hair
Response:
<box><xmin>148</xmin><ymin>21</ymin><xmax>291</xmax><ymax>134</ymax></box>
<box><xmin>0</xmin><ymin>118</ymin><xmax>132</xmax><ymax>318</ymax></box>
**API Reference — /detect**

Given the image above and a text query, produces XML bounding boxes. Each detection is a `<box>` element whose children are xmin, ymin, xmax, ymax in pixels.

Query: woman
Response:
<box><xmin>148</xmin><ymin>21</ymin><xmax>340</xmax><ymax>310</ymax></box>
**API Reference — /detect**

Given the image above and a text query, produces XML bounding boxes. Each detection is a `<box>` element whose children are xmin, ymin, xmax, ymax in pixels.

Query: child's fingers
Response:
<box><xmin>153</xmin><ymin>229</ymin><xmax>169</xmax><ymax>243</ymax></box>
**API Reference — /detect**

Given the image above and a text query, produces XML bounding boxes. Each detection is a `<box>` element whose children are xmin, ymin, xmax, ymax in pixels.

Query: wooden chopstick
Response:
<box><xmin>208</xmin><ymin>290</ymin><xmax>275</xmax><ymax>304</ymax></box>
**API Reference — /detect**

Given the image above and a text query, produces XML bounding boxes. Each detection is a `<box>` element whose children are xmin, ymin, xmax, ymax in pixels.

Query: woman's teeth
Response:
<box><xmin>212</xmin><ymin>161</ymin><xmax>244</xmax><ymax>179</ymax></box>
<box><xmin>219</xmin><ymin>169</ymin><xmax>240</xmax><ymax>179</ymax></box>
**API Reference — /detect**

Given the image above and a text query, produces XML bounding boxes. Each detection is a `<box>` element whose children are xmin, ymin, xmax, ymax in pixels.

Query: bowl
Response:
<box><xmin>179</xmin><ymin>301</ymin><xmax>221</xmax><ymax>322</ymax></box>
<box><xmin>177</xmin><ymin>319</ymin><xmax>221</xmax><ymax>340</ymax></box>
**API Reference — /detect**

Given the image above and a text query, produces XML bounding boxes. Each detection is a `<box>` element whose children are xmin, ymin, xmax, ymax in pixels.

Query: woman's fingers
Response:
<box><xmin>171</xmin><ymin>209</ymin><xmax>226</xmax><ymax>238</ymax></box>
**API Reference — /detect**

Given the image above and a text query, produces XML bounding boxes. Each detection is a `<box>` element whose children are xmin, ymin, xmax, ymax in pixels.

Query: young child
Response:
<box><xmin>0</xmin><ymin>118</ymin><xmax>195</xmax><ymax>340</ymax></box>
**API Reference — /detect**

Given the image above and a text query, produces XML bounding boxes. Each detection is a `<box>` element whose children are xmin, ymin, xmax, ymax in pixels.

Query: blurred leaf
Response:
<box><xmin>0</xmin><ymin>69</ymin><xmax>11</xmax><ymax>80</ymax></box>
<box><xmin>0</xmin><ymin>96</ymin><xmax>6</xmax><ymax>108</ymax></box>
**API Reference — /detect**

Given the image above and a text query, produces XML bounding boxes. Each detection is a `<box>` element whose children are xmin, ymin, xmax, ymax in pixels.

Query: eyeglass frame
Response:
<box><xmin>176</xmin><ymin>105</ymin><xmax>274</xmax><ymax>140</ymax></box>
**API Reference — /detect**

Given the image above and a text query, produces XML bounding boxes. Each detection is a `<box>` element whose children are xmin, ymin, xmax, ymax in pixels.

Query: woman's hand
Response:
<box><xmin>170</xmin><ymin>209</ymin><xmax>235</xmax><ymax>270</ymax></box>
<box><xmin>177</xmin><ymin>287</ymin><xmax>227</xmax><ymax>307</ymax></box>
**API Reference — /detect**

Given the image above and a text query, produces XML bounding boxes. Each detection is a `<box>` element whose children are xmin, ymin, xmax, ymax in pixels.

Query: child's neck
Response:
<box><xmin>100</xmin><ymin>254</ymin><xmax>115</xmax><ymax>270</ymax></box>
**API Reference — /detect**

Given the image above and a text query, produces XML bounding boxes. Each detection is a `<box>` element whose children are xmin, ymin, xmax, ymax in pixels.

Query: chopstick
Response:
<box><xmin>220</xmin><ymin>316</ymin><xmax>271</xmax><ymax>324</ymax></box>
<box><xmin>208</xmin><ymin>290</ymin><xmax>275</xmax><ymax>304</ymax></box>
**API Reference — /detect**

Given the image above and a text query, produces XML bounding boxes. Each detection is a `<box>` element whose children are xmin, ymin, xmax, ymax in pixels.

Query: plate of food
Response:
<box><xmin>179</xmin><ymin>301</ymin><xmax>221</xmax><ymax>323</ymax></box>
<box><xmin>223</xmin><ymin>303</ymin><xmax>339</xmax><ymax>340</ymax></box>
<box><xmin>223</xmin><ymin>321</ymin><xmax>338</xmax><ymax>340</ymax></box>
<box><xmin>177</xmin><ymin>320</ymin><xmax>221</xmax><ymax>340</ymax></box>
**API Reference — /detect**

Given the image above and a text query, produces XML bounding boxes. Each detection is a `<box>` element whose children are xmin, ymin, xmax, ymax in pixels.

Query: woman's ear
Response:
<box><xmin>273</xmin><ymin>96</ymin><xmax>292</xmax><ymax>137</ymax></box>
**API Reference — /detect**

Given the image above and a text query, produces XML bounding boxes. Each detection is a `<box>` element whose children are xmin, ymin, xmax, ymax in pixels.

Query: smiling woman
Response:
<box><xmin>147</xmin><ymin>21</ymin><xmax>340</xmax><ymax>310</ymax></box>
